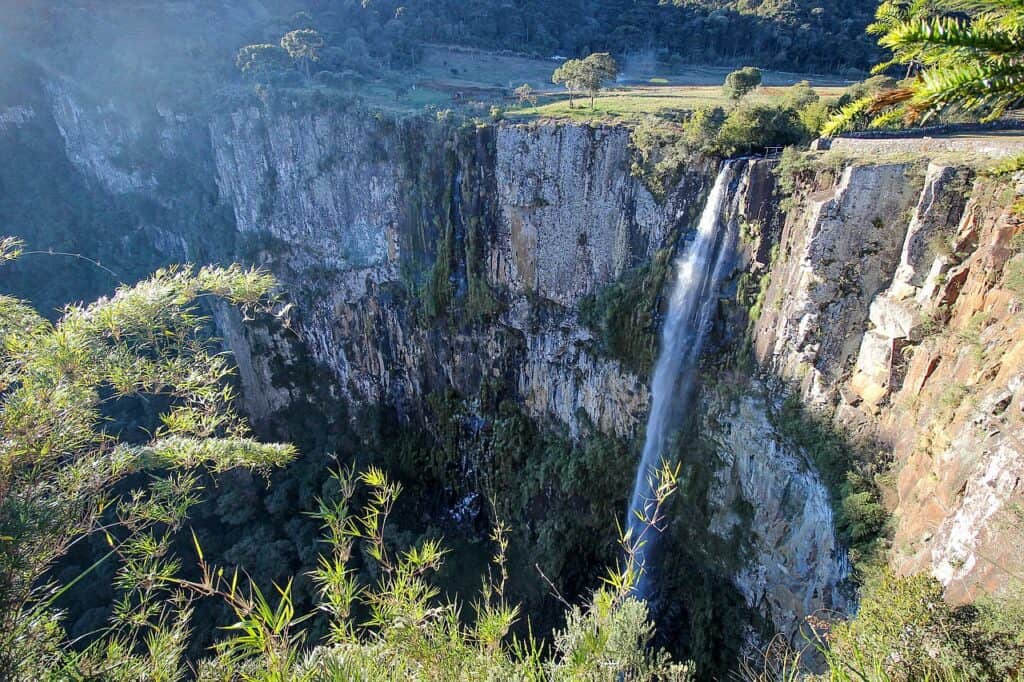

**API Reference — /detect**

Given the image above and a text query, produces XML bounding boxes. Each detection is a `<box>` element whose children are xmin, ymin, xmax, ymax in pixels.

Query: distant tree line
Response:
<box><xmin>294</xmin><ymin>0</ymin><xmax>879</xmax><ymax>75</ymax></box>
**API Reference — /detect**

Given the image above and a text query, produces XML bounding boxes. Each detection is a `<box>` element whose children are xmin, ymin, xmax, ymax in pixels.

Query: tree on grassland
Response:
<box><xmin>552</xmin><ymin>52</ymin><xmax>620</xmax><ymax>108</ymax></box>
<box><xmin>237</xmin><ymin>28</ymin><xmax>325</xmax><ymax>84</ymax></box>
<box><xmin>722</xmin><ymin>66</ymin><xmax>762</xmax><ymax>100</ymax></box>
<box><xmin>515</xmin><ymin>82</ymin><xmax>538</xmax><ymax>106</ymax></box>
<box><xmin>280</xmin><ymin>28</ymin><xmax>324</xmax><ymax>81</ymax></box>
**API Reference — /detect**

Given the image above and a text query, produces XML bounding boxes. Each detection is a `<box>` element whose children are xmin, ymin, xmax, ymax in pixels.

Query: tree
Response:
<box><xmin>552</xmin><ymin>52</ymin><xmax>620</xmax><ymax>108</ymax></box>
<box><xmin>552</xmin><ymin>60</ymin><xmax>584</xmax><ymax>108</ymax></box>
<box><xmin>824</xmin><ymin>0</ymin><xmax>1024</xmax><ymax>135</ymax></box>
<box><xmin>235</xmin><ymin>43</ymin><xmax>291</xmax><ymax>81</ymax></box>
<box><xmin>779</xmin><ymin>80</ymin><xmax>819</xmax><ymax>111</ymax></box>
<box><xmin>722</xmin><ymin>66</ymin><xmax>762</xmax><ymax>100</ymax></box>
<box><xmin>683</xmin><ymin>105</ymin><xmax>727</xmax><ymax>152</ymax></box>
<box><xmin>868</xmin><ymin>0</ymin><xmax>935</xmax><ymax>79</ymax></box>
<box><xmin>280</xmin><ymin>28</ymin><xmax>324</xmax><ymax>81</ymax></box>
<box><xmin>514</xmin><ymin>82</ymin><xmax>538</xmax><ymax>106</ymax></box>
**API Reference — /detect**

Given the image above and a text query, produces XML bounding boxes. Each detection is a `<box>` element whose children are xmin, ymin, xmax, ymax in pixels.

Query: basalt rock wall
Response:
<box><xmin>5</xmin><ymin>73</ymin><xmax>1022</xmax><ymax>653</ymax></box>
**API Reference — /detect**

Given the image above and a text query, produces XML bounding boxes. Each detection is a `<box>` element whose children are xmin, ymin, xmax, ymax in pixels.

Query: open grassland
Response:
<box><xmin>509</xmin><ymin>86</ymin><xmax>729</xmax><ymax>121</ymax></box>
<box><xmin>506</xmin><ymin>84</ymin><xmax>848</xmax><ymax>122</ymax></box>
<box><xmin>357</xmin><ymin>45</ymin><xmax>852</xmax><ymax>120</ymax></box>
<box><xmin>415</xmin><ymin>44</ymin><xmax>560</xmax><ymax>89</ymax></box>
<box><xmin>416</xmin><ymin>45</ymin><xmax>851</xmax><ymax>90</ymax></box>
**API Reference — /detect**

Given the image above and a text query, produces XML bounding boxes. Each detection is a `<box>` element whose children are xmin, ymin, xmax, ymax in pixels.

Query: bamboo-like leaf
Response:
<box><xmin>882</xmin><ymin>16</ymin><xmax>1021</xmax><ymax>56</ymax></box>
<box><xmin>822</xmin><ymin>95</ymin><xmax>879</xmax><ymax>137</ymax></box>
<box><xmin>191</xmin><ymin>529</ymin><xmax>204</xmax><ymax>563</ymax></box>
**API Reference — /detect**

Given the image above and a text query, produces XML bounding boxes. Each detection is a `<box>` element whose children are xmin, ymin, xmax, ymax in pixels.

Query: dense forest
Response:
<box><xmin>377</xmin><ymin>0</ymin><xmax>880</xmax><ymax>71</ymax></box>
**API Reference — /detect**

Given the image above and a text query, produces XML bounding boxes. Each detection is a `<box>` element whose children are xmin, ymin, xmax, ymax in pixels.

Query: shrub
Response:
<box><xmin>630</xmin><ymin>117</ymin><xmax>691</xmax><ymax>200</ymax></box>
<box><xmin>514</xmin><ymin>82</ymin><xmax>538</xmax><ymax>106</ymax></box>
<box><xmin>683</xmin><ymin>105</ymin><xmax>726</xmax><ymax>154</ymax></box>
<box><xmin>1006</xmin><ymin>258</ymin><xmax>1024</xmax><ymax>300</ymax></box>
<box><xmin>778</xmin><ymin>80</ymin><xmax>819</xmax><ymax>111</ymax></box>
<box><xmin>835</xmin><ymin>74</ymin><xmax>898</xmax><ymax>109</ymax></box>
<box><xmin>822</xmin><ymin>570</ymin><xmax>1024</xmax><ymax>681</ymax></box>
<box><xmin>840</xmin><ymin>488</ymin><xmax>888</xmax><ymax>543</ymax></box>
<box><xmin>0</xmin><ymin>246</ymin><xmax>296</xmax><ymax>679</ymax></box>
<box><xmin>714</xmin><ymin>100</ymin><xmax>805</xmax><ymax>156</ymax></box>
<box><xmin>799</xmin><ymin>100</ymin><xmax>832</xmax><ymax>138</ymax></box>
<box><xmin>773</xmin><ymin>146</ymin><xmax>816</xmax><ymax>196</ymax></box>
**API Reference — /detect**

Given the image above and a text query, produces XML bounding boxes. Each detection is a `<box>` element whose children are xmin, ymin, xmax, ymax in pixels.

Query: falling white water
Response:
<box><xmin>627</xmin><ymin>162</ymin><xmax>740</xmax><ymax>600</ymax></box>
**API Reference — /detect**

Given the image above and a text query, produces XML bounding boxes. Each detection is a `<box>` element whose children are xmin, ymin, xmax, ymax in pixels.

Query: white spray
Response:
<box><xmin>626</xmin><ymin>162</ymin><xmax>740</xmax><ymax>600</ymax></box>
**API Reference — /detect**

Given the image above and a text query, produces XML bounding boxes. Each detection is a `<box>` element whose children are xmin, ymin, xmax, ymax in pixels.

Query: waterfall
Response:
<box><xmin>627</xmin><ymin>162</ymin><xmax>740</xmax><ymax>600</ymax></box>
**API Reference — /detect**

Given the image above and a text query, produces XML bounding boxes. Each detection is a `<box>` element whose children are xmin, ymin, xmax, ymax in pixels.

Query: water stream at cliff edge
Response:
<box><xmin>626</xmin><ymin>161</ymin><xmax>740</xmax><ymax>601</ymax></box>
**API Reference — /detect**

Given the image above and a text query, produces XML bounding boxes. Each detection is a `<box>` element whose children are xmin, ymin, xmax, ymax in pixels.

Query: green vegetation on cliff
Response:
<box><xmin>579</xmin><ymin>245</ymin><xmax>675</xmax><ymax>376</ymax></box>
<box><xmin>619</xmin><ymin>78</ymin><xmax>834</xmax><ymax>189</ymax></box>
<box><xmin>384</xmin><ymin>386</ymin><xmax>640</xmax><ymax>624</ymax></box>
<box><xmin>772</xmin><ymin>395</ymin><xmax>889</xmax><ymax>574</ymax></box>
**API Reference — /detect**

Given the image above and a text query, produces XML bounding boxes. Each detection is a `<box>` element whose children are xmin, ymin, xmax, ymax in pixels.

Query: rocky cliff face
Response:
<box><xmin>753</xmin><ymin>163</ymin><xmax>924</xmax><ymax>407</ymax></box>
<box><xmin>6</xmin><ymin>75</ymin><xmax>1022</xmax><ymax>657</ymax></box>
<box><xmin>0</xmin><ymin>72</ymin><xmax>236</xmax><ymax>314</ymax></box>
<box><xmin>753</xmin><ymin>155</ymin><xmax>1024</xmax><ymax>606</ymax></box>
<box><xmin>703</xmin><ymin>387</ymin><xmax>849</xmax><ymax>638</ymax></box>
<box><xmin>209</xmin><ymin>106</ymin><xmax>713</xmax><ymax>438</ymax></box>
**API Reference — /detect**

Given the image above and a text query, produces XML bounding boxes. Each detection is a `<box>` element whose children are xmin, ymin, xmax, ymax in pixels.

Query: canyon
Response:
<box><xmin>3</xmin><ymin>70</ymin><xmax>1023</xmax><ymax>668</ymax></box>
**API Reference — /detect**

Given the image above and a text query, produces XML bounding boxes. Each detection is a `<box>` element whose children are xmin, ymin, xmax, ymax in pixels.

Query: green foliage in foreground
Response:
<box><xmin>386</xmin><ymin>387</ymin><xmax>648</xmax><ymax>645</ymax></box>
<box><xmin>0</xmin><ymin>240</ymin><xmax>297</xmax><ymax>679</ymax></box>
<box><xmin>748</xmin><ymin>570</ymin><xmax>1024</xmax><ymax>681</ymax></box>
<box><xmin>5</xmin><ymin>239</ymin><xmax>1024</xmax><ymax>680</ymax></box>
<box><xmin>820</xmin><ymin>571</ymin><xmax>1024</xmax><ymax>681</ymax></box>
<box><xmin>0</xmin><ymin>240</ymin><xmax>693</xmax><ymax>680</ymax></box>
<box><xmin>806</xmin><ymin>570</ymin><xmax>1024</xmax><ymax>682</ymax></box>
<box><xmin>172</xmin><ymin>465</ymin><xmax>691</xmax><ymax>682</ymax></box>
<box><xmin>825</xmin><ymin>0</ymin><xmax>1024</xmax><ymax>135</ymax></box>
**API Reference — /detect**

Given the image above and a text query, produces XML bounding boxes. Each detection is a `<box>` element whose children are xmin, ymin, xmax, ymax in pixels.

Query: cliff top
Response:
<box><xmin>826</xmin><ymin>129</ymin><xmax>1024</xmax><ymax>163</ymax></box>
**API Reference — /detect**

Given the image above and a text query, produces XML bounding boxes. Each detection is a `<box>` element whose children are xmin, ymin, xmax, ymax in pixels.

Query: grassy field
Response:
<box><xmin>355</xmin><ymin>45</ymin><xmax>853</xmax><ymax>120</ymax></box>
<box><xmin>506</xmin><ymin>84</ymin><xmax>848</xmax><ymax>122</ymax></box>
<box><xmin>415</xmin><ymin>45</ymin><xmax>559</xmax><ymax>90</ymax></box>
